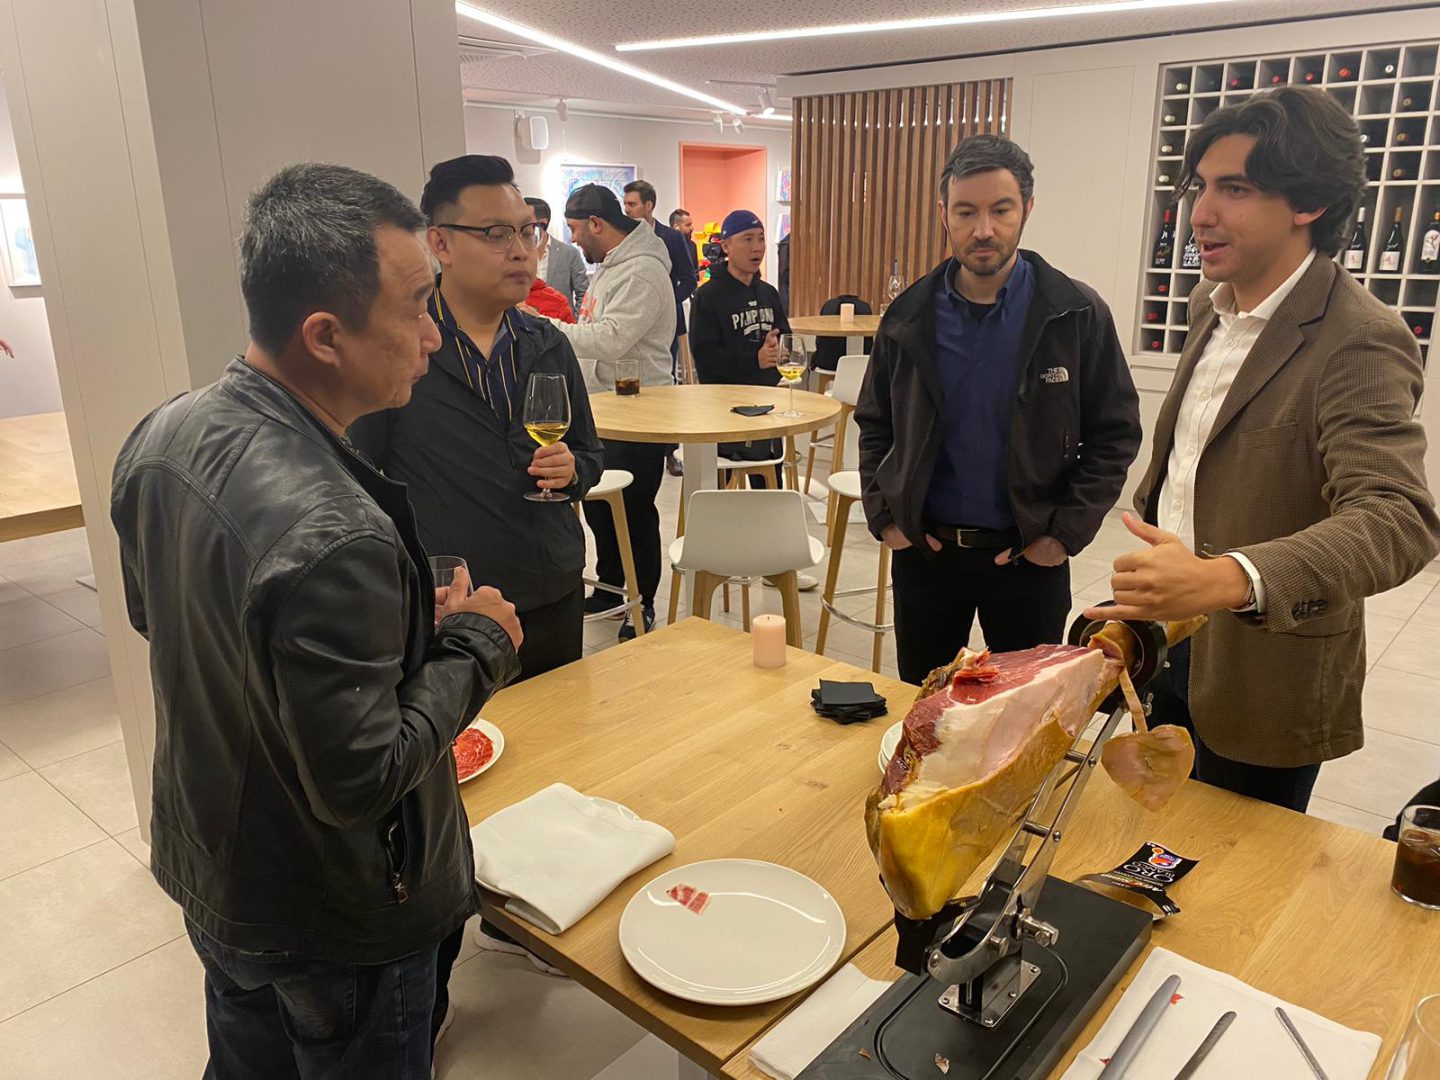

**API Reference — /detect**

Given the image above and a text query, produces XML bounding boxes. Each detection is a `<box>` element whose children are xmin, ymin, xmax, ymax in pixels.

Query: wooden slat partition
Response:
<box><xmin>790</xmin><ymin>79</ymin><xmax>1012</xmax><ymax>319</ymax></box>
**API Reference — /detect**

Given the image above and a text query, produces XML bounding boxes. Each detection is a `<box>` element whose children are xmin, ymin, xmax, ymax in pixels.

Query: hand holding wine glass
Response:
<box><xmin>775</xmin><ymin>334</ymin><xmax>808</xmax><ymax>418</ymax></box>
<box><xmin>522</xmin><ymin>372</ymin><xmax>571</xmax><ymax>502</ymax></box>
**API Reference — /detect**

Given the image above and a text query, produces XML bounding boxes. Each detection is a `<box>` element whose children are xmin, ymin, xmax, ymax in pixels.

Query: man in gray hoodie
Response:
<box><xmin>547</xmin><ymin>183</ymin><xmax>676</xmax><ymax>639</ymax></box>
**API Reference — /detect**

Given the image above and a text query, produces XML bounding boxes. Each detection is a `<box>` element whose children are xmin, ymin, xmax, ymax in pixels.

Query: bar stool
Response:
<box><xmin>578</xmin><ymin>469</ymin><xmax>644</xmax><ymax>637</ymax></box>
<box><xmin>815</xmin><ymin>416</ymin><xmax>891</xmax><ymax>671</ymax></box>
<box><xmin>803</xmin><ymin>355</ymin><xmax>868</xmax><ymax>501</ymax></box>
<box><xmin>718</xmin><ymin>435</ymin><xmax>799</xmax><ymax>491</ymax></box>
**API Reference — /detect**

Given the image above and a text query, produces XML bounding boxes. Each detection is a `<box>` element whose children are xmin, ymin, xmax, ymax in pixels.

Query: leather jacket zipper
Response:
<box><xmin>384</xmin><ymin>819</ymin><xmax>409</xmax><ymax>904</ymax></box>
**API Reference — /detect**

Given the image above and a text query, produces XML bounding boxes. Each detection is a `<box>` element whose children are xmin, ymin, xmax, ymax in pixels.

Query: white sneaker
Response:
<box><xmin>764</xmin><ymin>572</ymin><xmax>820</xmax><ymax>592</ymax></box>
<box><xmin>473</xmin><ymin>920</ymin><xmax>566</xmax><ymax>976</ymax></box>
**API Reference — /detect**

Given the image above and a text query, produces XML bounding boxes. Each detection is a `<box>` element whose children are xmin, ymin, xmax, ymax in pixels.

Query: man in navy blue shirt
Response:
<box><xmin>855</xmin><ymin>135</ymin><xmax>1141</xmax><ymax>684</ymax></box>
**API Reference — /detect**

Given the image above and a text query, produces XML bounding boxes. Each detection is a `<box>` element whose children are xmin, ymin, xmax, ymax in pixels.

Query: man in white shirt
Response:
<box><xmin>524</xmin><ymin>196</ymin><xmax>589</xmax><ymax>314</ymax></box>
<box><xmin>1090</xmin><ymin>87</ymin><xmax>1439</xmax><ymax>811</ymax></box>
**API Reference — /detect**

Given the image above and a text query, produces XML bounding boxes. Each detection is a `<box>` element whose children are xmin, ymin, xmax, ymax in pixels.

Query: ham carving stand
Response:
<box><xmin>798</xmin><ymin>618</ymin><xmax>1170</xmax><ymax>1080</ymax></box>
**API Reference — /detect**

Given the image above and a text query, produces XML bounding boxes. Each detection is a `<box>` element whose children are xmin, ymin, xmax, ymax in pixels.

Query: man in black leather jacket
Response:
<box><xmin>111</xmin><ymin>163</ymin><xmax>523</xmax><ymax>1080</ymax></box>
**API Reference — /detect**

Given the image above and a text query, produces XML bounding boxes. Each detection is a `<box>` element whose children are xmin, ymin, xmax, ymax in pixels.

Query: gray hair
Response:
<box><xmin>239</xmin><ymin>163</ymin><xmax>426</xmax><ymax>354</ymax></box>
<box><xmin>939</xmin><ymin>135</ymin><xmax>1035</xmax><ymax>203</ymax></box>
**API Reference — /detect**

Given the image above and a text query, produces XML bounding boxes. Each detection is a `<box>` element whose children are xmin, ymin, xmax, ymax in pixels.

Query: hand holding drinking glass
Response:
<box><xmin>522</xmin><ymin>372</ymin><xmax>572</xmax><ymax>502</ymax></box>
<box><xmin>776</xmin><ymin>334</ymin><xmax>808</xmax><ymax>418</ymax></box>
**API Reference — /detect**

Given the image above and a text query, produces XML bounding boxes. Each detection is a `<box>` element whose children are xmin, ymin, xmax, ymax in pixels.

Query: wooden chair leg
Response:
<box><xmin>872</xmin><ymin>543</ymin><xmax>891</xmax><ymax>672</ymax></box>
<box><xmin>607</xmin><ymin>491</ymin><xmax>643</xmax><ymax>637</ymax></box>
<box><xmin>815</xmin><ymin>494</ymin><xmax>852</xmax><ymax>656</ymax></box>
<box><xmin>692</xmin><ymin>571</ymin><xmax>723</xmax><ymax>621</ymax></box>
<box><xmin>784</xmin><ymin>436</ymin><xmax>799</xmax><ymax>491</ymax></box>
<box><xmin>768</xmin><ymin>572</ymin><xmax>804</xmax><ymax>647</ymax></box>
<box><xmin>668</xmin><ymin>569</ymin><xmax>683</xmax><ymax>626</ymax></box>
<box><xmin>741</xmin><ymin>580</ymin><xmax>752</xmax><ymax>627</ymax></box>
<box><xmin>722</xmin><ymin>581</ymin><xmax>731</xmax><ymax>613</ymax></box>
<box><xmin>804</xmin><ymin>439</ymin><xmax>818</xmax><ymax>495</ymax></box>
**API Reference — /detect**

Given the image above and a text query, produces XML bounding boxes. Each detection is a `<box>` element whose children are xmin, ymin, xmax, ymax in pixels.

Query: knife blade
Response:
<box><xmin>1172</xmin><ymin>1010</ymin><xmax>1235</xmax><ymax>1080</ymax></box>
<box><xmin>1098</xmin><ymin>973</ymin><xmax>1182</xmax><ymax>1077</ymax></box>
<box><xmin>1276</xmin><ymin>1006</ymin><xmax>1330</xmax><ymax>1080</ymax></box>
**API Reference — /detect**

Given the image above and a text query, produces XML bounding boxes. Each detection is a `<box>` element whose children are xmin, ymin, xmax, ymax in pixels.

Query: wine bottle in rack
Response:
<box><xmin>1159</xmin><ymin>142</ymin><xmax>1178</xmax><ymax>155</ymax></box>
<box><xmin>1157</xmin><ymin>281</ymin><xmax>1170</xmax><ymax>295</ymax></box>
<box><xmin>1144</xmin><ymin>311</ymin><xmax>1162</xmax><ymax>323</ymax></box>
<box><xmin>1382</xmin><ymin>62</ymin><xmax>1398</xmax><ymax>77</ymax></box>
<box><xmin>1303</xmin><ymin>69</ymin><xmax>1319</xmax><ymax>83</ymax></box>
<box><xmin>1360</xmin><ymin>133</ymin><xmax>1370</xmax><ymax>145</ymax></box>
<box><xmin>1343</xmin><ymin>206</ymin><xmax>1368</xmax><ymax>272</ymax></box>
<box><xmin>1392</xmin><ymin>167</ymin><xmax>1416</xmax><ymax>181</ymax></box>
<box><xmin>1173</xmin><ymin>80</ymin><xmax>1189</xmax><ymax>92</ymax></box>
<box><xmin>1394</xmin><ymin>131</ymin><xmax>1413</xmax><ymax>145</ymax></box>
<box><xmin>1182</xmin><ymin>232</ymin><xmax>1201</xmax><ymax>269</ymax></box>
<box><xmin>1228</xmin><ymin>73</ymin><xmax>1252</xmax><ymax>90</ymax></box>
<box><xmin>1380</xmin><ymin>207</ymin><xmax>1405</xmax><ymax>272</ymax></box>
<box><xmin>1162</xmin><ymin>110</ymin><xmax>1181</xmax><ymax>125</ymax></box>
<box><xmin>1146</xmin><ymin>338</ymin><xmax>1165</xmax><ymax>351</ymax></box>
<box><xmin>1268</xmin><ymin>74</ymin><xmax>1284</xmax><ymax>85</ymax></box>
<box><xmin>1421</xmin><ymin>211</ymin><xmax>1440</xmax><ymax>272</ymax></box>
<box><xmin>1152</xmin><ymin>208</ymin><xmax>1176</xmax><ymax>268</ymax></box>
<box><xmin>1156</xmin><ymin>173</ymin><xmax>1174</xmax><ymax>186</ymax></box>
<box><xmin>1335</xmin><ymin>65</ymin><xmax>1355</xmax><ymax>81</ymax></box>
<box><xmin>1400</xmin><ymin>95</ymin><xmax>1421</xmax><ymax>111</ymax></box>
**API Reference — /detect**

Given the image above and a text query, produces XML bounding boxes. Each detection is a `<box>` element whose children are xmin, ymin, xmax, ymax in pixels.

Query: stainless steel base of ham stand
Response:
<box><xmin>797</xmin><ymin>618</ymin><xmax>1166</xmax><ymax>1080</ymax></box>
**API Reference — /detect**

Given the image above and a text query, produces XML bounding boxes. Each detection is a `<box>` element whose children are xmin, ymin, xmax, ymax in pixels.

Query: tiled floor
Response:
<box><xmin>1</xmin><ymin>464</ymin><xmax>1437</xmax><ymax>1078</ymax></box>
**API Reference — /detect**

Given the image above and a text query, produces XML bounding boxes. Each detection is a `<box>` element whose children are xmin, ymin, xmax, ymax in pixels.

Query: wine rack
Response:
<box><xmin>1138</xmin><ymin>40</ymin><xmax>1440</xmax><ymax>368</ymax></box>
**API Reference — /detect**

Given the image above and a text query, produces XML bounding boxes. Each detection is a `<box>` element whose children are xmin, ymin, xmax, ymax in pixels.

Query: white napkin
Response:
<box><xmin>1063</xmin><ymin>947</ymin><xmax>1382</xmax><ymax>1079</ymax></box>
<box><xmin>469</xmin><ymin>783</ymin><xmax>675</xmax><ymax>934</ymax></box>
<box><xmin>749</xmin><ymin>964</ymin><xmax>894</xmax><ymax>1080</ymax></box>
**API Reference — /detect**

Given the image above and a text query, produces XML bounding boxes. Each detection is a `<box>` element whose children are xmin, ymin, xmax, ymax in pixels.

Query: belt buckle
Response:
<box><xmin>954</xmin><ymin>529</ymin><xmax>973</xmax><ymax>549</ymax></box>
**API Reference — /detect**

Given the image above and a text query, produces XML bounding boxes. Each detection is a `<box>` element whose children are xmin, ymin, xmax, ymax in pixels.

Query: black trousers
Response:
<box><xmin>891</xmin><ymin>542</ymin><xmax>1071</xmax><ymax>686</ymax></box>
<box><xmin>516</xmin><ymin>585</ymin><xmax>584</xmax><ymax>679</ymax></box>
<box><xmin>1146</xmin><ymin>639</ymin><xmax>1321</xmax><ymax>813</ymax></box>
<box><xmin>583</xmin><ymin>439</ymin><xmax>665</xmax><ymax>606</ymax></box>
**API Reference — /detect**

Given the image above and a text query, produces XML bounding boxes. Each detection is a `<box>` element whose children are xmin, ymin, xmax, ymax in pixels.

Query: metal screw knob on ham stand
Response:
<box><xmin>797</xmin><ymin>615</ymin><xmax>1170</xmax><ymax>1080</ymax></box>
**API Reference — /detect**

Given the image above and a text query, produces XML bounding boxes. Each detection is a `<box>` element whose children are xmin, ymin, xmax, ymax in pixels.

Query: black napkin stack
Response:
<box><xmin>810</xmin><ymin>679</ymin><xmax>887</xmax><ymax>725</ymax></box>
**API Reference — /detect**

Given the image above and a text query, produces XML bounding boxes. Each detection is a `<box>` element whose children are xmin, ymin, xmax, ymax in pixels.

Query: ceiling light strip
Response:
<box><xmin>616</xmin><ymin>0</ymin><xmax>1247</xmax><ymax>51</ymax></box>
<box><xmin>456</xmin><ymin>2</ymin><xmax>748</xmax><ymax>113</ymax></box>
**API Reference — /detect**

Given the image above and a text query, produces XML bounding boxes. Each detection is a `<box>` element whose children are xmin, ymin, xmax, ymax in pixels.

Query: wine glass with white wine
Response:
<box><xmin>522</xmin><ymin>372</ymin><xmax>571</xmax><ymax>503</ymax></box>
<box><xmin>775</xmin><ymin>334</ymin><xmax>808</xmax><ymax>418</ymax></box>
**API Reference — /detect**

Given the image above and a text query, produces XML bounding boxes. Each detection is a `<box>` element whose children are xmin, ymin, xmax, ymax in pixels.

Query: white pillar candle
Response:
<box><xmin>839</xmin><ymin>302</ymin><xmax>856</xmax><ymax>322</ymax></box>
<box><xmin>752</xmin><ymin>614</ymin><xmax>787</xmax><ymax>668</ymax></box>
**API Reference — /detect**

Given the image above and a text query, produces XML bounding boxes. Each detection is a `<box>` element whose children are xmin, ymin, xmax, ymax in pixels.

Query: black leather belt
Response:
<box><xmin>928</xmin><ymin>523</ymin><xmax>1020</xmax><ymax>550</ymax></box>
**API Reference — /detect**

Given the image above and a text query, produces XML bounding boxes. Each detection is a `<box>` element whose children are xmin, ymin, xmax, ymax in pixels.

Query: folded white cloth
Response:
<box><xmin>749</xmin><ymin>964</ymin><xmax>893</xmax><ymax>1080</ymax></box>
<box><xmin>1063</xmin><ymin>946</ymin><xmax>1382</xmax><ymax>1079</ymax></box>
<box><xmin>469</xmin><ymin>783</ymin><xmax>675</xmax><ymax>934</ymax></box>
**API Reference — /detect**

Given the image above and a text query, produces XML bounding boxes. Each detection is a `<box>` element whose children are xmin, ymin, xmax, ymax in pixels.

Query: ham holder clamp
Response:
<box><xmin>799</xmin><ymin>615</ymin><xmax>1186</xmax><ymax>1080</ymax></box>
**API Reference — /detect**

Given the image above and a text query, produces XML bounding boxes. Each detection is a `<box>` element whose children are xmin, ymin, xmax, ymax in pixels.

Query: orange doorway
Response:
<box><xmin>679</xmin><ymin>142</ymin><xmax>768</xmax><ymax>252</ymax></box>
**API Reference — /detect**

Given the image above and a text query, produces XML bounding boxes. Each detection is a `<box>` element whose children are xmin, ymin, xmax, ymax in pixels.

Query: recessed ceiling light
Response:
<box><xmin>456</xmin><ymin>2</ymin><xmax>748</xmax><ymax>113</ymax></box>
<box><xmin>616</xmin><ymin>0</ymin><xmax>1247</xmax><ymax>51</ymax></box>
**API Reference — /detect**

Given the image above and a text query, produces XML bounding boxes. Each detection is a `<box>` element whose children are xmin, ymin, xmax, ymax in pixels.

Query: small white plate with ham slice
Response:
<box><xmin>878</xmin><ymin>720</ymin><xmax>904</xmax><ymax>773</ymax></box>
<box><xmin>453</xmin><ymin>718</ymin><xmax>504</xmax><ymax>784</ymax></box>
<box><xmin>618</xmin><ymin>859</ymin><xmax>846</xmax><ymax>1006</ymax></box>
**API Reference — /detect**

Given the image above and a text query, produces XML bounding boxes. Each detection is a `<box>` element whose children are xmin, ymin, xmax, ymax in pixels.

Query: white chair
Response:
<box><xmin>809</xmin><ymin>354</ymin><xmax>868</xmax><ymax>530</ymax></box>
<box><xmin>578</xmin><ymin>470</ymin><xmax>644</xmax><ymax>636</ymax></box>
<box><xmin>668</xmin><ymin>489</ymin><xmax>825</xmax><ymax>647</ymax></box>
<box><xmin>814</xmin><ymin>413</ymin><xmax>891</xmax><ymax>671</ymax></box>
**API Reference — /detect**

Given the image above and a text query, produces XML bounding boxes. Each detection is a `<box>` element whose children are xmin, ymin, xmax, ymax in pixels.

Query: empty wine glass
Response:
<box><xmin>522</xmin><ymin>372</ymin><xmax>571</xmax><ymax>503</ymax></box>
<box><xmin>776</xmin><ymin>334</ymin><xmax>808</xmax><ymax>418</ymax></box>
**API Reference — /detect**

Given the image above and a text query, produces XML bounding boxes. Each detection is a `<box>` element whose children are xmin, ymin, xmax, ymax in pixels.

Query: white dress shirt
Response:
<box><xmin>537</xmin><ymin>243</ymin><xmax>550</xmax><ymax>284</ymax></box>
<box><xmin>1157</xmin><ymin>249</ymin><xmax>1317</xmax><ymax>613</ymax></box>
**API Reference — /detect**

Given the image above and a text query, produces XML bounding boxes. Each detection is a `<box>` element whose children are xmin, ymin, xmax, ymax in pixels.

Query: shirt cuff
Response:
<box><xmin>1224</xmin><ymin>551</ymin><xmax>1266</xmax><ymax>614</ymax></box>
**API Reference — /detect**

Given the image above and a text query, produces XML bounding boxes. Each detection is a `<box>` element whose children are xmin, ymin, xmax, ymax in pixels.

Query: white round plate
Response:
<box><xmin>454</xmin><ymin>717</ymin><xmax>504</xmax><ymax>783</ymax></box>
<box><xmin>878</xmin><ymin>720</ymin><xmax>904</xmax><ymax>774</ymax></box>
<box><xmin>619</xmin><ymin>859</ymin><xmax>846</xmax><ymax>1006</ymax></box>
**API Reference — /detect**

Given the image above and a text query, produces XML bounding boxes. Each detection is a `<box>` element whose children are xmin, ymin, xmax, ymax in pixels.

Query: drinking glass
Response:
<box><xmin>1387</xmin><ymin>994</ymin><xmax>1440</xmax><ymax>1079</ymax></box>
<box><xmin>428</xmin><ymin>556</ymin><xmax>468</xmax><ymax>628</ymax></box>
<box><xmin>615</xmin><ymin>357</ymin><xmax>640</xmax><ymax>396</ymax></box>
<box><xmin>775</xmin><ymin>334</ymin><xmax>808</xmax><ymax>418</ymax></box>
<box><xmin>522</xmin><ymin>372</ymin><xmax>571</xmax><ymax>502</ymax></box>
<box><xmin>1392</xmin><ymin>804</ymin><xmax>1440</xmax><ymax>908</ymax></box>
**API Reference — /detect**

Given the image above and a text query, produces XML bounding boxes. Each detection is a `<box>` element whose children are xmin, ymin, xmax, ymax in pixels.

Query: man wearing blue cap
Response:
<box><xmin>689</xmin><ymin>209</ymin><xmax>791</xmax><ymax>486</ymax></box>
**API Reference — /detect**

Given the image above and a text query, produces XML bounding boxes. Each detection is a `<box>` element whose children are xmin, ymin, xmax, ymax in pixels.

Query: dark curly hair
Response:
<box><xmin>1177</xmin><ymin>87</ymin><xmax>1364</xmax><ymax>256</ymax></box>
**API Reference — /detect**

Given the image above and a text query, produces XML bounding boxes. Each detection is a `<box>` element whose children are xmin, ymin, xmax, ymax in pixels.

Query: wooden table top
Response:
<box><xmin>587</xmin><ymin>383</ymin><xmax>841</xmax><ymax>445</ymax></box>
<box><xmin>788</xmin><ymin>315</ymin><xmax>882</xmax><ymax>336</ymax></box>
<box><xmin>460</xmin><ymin>618</ymin><xmax>914</xmax><ymax>1073</ymax></box>
<box><xmin>721</xmin><ymin>766</ymin><xmax>1440</xmax><ymax>1080</ymax></box>
<box><xmin>0</xmin><ymin>411</ymin><xmax>83</xmax><ymax>541</ymax></box>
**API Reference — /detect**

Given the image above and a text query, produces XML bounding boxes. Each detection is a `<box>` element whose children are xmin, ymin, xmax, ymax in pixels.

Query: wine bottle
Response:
<box><xmin>1182</xmin><ymin>232</ymin><xmax>1201</xmax><ymax>269</ymax></box>
<box><xmin>1157</xmin><ymin>281</ymin><xmax>1170</xmax><ymax>295</ymax></box>
<box><xmin>1156</xmin><ymin>173</ymin><xmax>1174</xmax><ymax>186</ymax></box>
<box><xmin>1303</xmin><ymin>69</ymin><xmax>1319</xmax><ymax>83</ymax></box>
<box><xmin>1395</xmin><ymin>131</ymin><xmax>1413</xmax><ymax>145</ymax></box>
<box><xmin>1228</xmin><ymin>73</ymin><xmax>1252</xmax><ymax>90</ymax></box>
<box><xmin>1162</xmin><ymin>110</ymin><xmax>1181</xmax><ymax>125</ymax></box>
<box><xmin>1152</xmin><ymin>208</ymin><xmax>1176</xmax><ymax>268</ymax></box>
<box><xmin>1174</xmin><ymin>80</ymin><xmax>1190</xmax><ymax>92</ymax></box>
<box><xmin>1335</xmin><ymin>66</ymin><xmax>1355</xmax><ymax>81</ymax></box>
<box><xmin>1382</xmin><ymin>62</ymin><xmax>1398</xmax><ymax>77</ymax></box>
<box><xmin>1159</xmin><ymin>143</ymin><xmax>1177</xmax><ymax>155</ymax></box>
<box><xmin>1147</xmin><ymin>338</ymin><xmax>1165</xmax><ymax>351</ymax></box>
<box><xmin>1360</xmin><ymin>133</ymin><xmax>1370</xmax><ymax>145</ymax></box>
<box><xmin>1379</xmin><ymin>207</ymin><xmax>1404</xmax><ymax>272</ymax></box>
<box><xmin>1421</xmin><ymin>211</ymin><xmax>1440</xmax><ymax>272</ymax></box>
<box><xmin>1144</xmin><ymin>311</ymin><xmax>1162</xmax><ymax>322</ymax></box>
<box><xmin>1343</xmin><ymin>207</ymin><xmax>1368</xmax><ymax>272</ymax></box>
<box><xmin>1392</xmin><ymin>167</ymin><xmax>1415</xmax><ymax>181</ymax></box>
<box><xmin>1400</xmin><ymin>95</ymin><xmax>1420</xmax><ymax>110</ymax></box>
<box><xmin>1269</xmin><ymin>74</ymin><xmax>1284</xmax><ymax>85</ymax></box>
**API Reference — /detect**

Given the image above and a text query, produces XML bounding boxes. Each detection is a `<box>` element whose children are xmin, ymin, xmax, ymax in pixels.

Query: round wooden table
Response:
<box><xmin>588</xmin><ymin>382</ymin><xmax>842</xmax><ymax>506</ymax></box>
<box><xmin>787</xmin><ymin>314</ymin><xmax>882</xmax><ymax>336</ymax></box>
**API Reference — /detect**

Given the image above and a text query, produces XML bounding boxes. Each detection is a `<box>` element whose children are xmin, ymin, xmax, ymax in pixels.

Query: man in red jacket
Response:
<box><xmin>526</xmin><ymin>275</ymin><xmax>575</xmax><ymax>322</ymax></box>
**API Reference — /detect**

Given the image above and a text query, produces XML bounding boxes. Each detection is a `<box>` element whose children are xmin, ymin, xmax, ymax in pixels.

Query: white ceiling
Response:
<box><xmin>456</xmin><ymin>0</ymin><xmax>1415</xmax><ymax>119</ymax></box>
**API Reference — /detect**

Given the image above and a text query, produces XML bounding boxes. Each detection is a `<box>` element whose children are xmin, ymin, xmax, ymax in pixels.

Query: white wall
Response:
<box><xmin>463</xmin><ymin>104</ymin><xmax>792</xmax><ymax>283</ymax></box>
<box><xmin>0</xmin><ymin>82</ymin><xmax>58</xmax><ymax>419</ymax></box>
<box><xmin>782</xmin><ymin>8</ymin><xmax>1440</xmax><ymax>503</ymax></box>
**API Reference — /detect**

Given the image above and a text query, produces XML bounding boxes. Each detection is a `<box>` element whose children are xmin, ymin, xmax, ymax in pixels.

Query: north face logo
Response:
<box><xmin>1040</xmin><ymin>367</ymin><xmax>1070</xmax><ymax>384</ymax></box>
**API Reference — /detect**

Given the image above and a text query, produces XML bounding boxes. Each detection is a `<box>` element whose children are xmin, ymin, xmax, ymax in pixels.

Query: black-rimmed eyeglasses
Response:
<box><xmin>437</xmin><ymin>221</ymin><xmax>544</xmax><ymax>251</ymax></box>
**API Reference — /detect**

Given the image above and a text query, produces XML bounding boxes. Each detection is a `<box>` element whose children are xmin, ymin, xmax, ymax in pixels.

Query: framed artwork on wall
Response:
<box><xmin>777</xmin><ymin>167</ymin><xmax>792</xmax><ymax>204</ymax></box>
<box><xmin>558</xmin><ymin>162</ymin><xmax>638</xmax><ymax>201</ymax></box>
<box><xmin>0</xmin><ymin>196</ymin><xmax>39</xmax><ymax>287</ymax></box>
<box><xmin>776</xmin><ymin>210</ymin><xmax>791</xmax><ymax>239</ymax></box>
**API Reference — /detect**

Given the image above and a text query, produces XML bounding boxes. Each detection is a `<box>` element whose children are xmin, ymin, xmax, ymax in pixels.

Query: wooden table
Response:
<box><xmin>788</xmin><ymin>315</ymin><xmax>882</xmax><ymax>337</ymax></box>
<box><xmin>588</xmin><ymin>382</ymin><xmax>842</xmax><ymax>518</ymax></box>
<box><xmin>461</xmin><ymin>619</ymin><xmax>911</xmax><ymax>1076</ymax></box>
<box><xmin>0</xmin><ymin>411</ymin><xmax>83</xmax><ymax>541</ymax></box>
<box><xmin>721</xmin><ymin>765</ymin><xmax>1440</xmax><ymax>1080</ymax></box>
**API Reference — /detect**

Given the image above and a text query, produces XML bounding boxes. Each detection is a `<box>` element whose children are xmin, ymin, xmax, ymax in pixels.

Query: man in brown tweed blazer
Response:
<box><xmin>1089</xmin><ymin>88</ymin><xmax>1440</xmax><ymax>812</ymax></box>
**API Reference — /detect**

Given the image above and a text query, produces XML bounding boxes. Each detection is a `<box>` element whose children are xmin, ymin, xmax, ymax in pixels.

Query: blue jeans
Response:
<box><xmin>186</xmin><ymin>917</ymin><xmax>440</xmax><ymax>1080</ymax></box>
